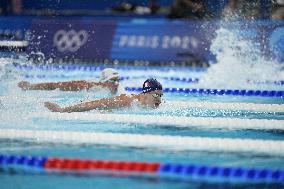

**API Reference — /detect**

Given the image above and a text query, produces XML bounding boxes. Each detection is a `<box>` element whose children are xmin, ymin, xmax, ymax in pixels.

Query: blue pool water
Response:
<box><xmin>0</xmin><ymin>25</ymin><xmax>284</xmax><ymax>188</ymax></box>
<box><xmin>0</xmin><ymin>55</ymin><xmax>283</xmax><ymax>188</ymax></box>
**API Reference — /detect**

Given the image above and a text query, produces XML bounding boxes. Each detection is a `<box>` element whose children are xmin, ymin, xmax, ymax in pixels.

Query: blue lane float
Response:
<box><xmin>13</xmin><ymin>63</ymin><xmax>206</xmax><ymax>72</ymax></box>
<box><xmin>16</xmin><ymin>63</ymin><xmax>284</xmax><ymax>86</ymax></box>
<box><xmin>20</xmin><ymin>73</ymin><xmax>284</xmax><ymax>87</ymax></box>
<box><xmin>21</xmin><ymin>74</ymin><xmax>200</xmax><ymax>84</ymax></box>
<box><xmin>125</xmin><ymin>87</ymin><xmax>284</xmax><ymax>98</ymax></box>
<box><xmin>21</xmin><ymin>73</ymin><xmax>284</xmax><ymax>88</ymax></box>
<box><xmin>159</xmin><ymin>163</ymin><xmax>284</xmax><ymax>183</ymax></box>
<box><xmin>0</xmin><ymin>154</ymin><xmax>283</xmax><ymax>184</ymax></box>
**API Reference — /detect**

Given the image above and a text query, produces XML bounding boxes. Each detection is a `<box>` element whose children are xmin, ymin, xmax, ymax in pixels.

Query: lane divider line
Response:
<box><xmin>1</xmin><ymin>154</ymin><xmax>283</xmax><ymax>183</ymax></box>
<box><xmin>166</xmin><ymin>101</ymin><xmax>284</xmax><ymax>112</ymax></box>
<box><xmin>126</xmin><ymin>87</ymin><xmax>284</xmax><ymax>97</ymax></box>
<box><xmin>30</xmin><ymin>112</ymin><xmax>284</xmax><ymax>131</ymax></box>
<box><xmin>0</xmin><ymin>129</ymin><xmax>284</xmax><ymax>156</ymax></box>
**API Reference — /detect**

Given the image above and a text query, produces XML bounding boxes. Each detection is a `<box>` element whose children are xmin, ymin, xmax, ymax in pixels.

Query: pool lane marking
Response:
<box><xmin>166</xmin><ymin>101</ymin><xmax>284</xmax><ymax>112</ymax></box>
<box><xmin>30</xmin><ymin>112</ymin><xmax>284</xmax><ymax>131</ymax></box>
<box><xmin>1</xmin><ymin>154</ymin><xmax>283</xmax><ymax>183</ymax></box>
<box><xmin>126</xmin><ymin>87</ymin><xmax>284</xmax><ymax>97</ymax></box>
<box><xmin>0</xmin><ymin>129</ymin><xmax>283</xmax><ymax>156</ymax></box>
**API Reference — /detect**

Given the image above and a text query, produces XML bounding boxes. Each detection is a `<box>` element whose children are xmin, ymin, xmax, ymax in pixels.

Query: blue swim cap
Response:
<box><xmin>142</xmin><ymin>78</ymin><xmax>162</xmax><ymax>93</ymax></box>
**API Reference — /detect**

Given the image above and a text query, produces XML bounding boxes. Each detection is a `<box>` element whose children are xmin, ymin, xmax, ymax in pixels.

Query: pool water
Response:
<box><xmin>0</xmin><ymin>55</ymin><xmax>283</xmax><ymax>188</ymax></box>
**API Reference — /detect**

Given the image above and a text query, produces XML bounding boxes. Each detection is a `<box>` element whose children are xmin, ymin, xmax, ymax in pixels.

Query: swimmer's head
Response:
<box><xmin>100</xmin><ymin>68</ymin><xmax>119</xmax><ymax>83</ymax></box>
<box><xmin>140</xmin><ymin>78</ymin><xmax>163</xmax><ymax>108</ymax></box>
<box><xmin>100</xmin><ymin>68</ymin><xmax>120</xmax><ymax>94</ymax></box>
<box><xmin>142</xmin><ymin>78</ymin><xmax>162</xmax><ymax>93</ymax></box>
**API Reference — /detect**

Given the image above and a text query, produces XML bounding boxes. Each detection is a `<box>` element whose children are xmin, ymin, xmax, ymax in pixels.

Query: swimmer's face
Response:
<box><xmin>143</xmin><ymin>90</ymin><xmax>163</xmax><ymax>108</ymax></box>
<box><xmin>104</xmin><ymin>77</ymin><xmax>120</xmax><ymax>94</ymax></box>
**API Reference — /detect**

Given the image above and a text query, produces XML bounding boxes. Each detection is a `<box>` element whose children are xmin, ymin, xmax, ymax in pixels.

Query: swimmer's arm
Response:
<box><xmin>18</xmin><ymin>80</ymin><xmax>93</xmax><ymax>91</ymax></box>
<box><xmin>45</xmin><ymin>94</ymin><xmax>132</xmax><ymax>113</ymax></box>
<box><xmin>87</xmin><ymin>82</ymin><xmax>110</xmax><ymax>89</ymax></box>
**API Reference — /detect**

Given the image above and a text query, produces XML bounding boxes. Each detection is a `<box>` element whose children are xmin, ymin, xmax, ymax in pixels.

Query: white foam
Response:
<box><xmin>30</xmin><ymin>112</ymin><xmax>284</xmax><ymax>131</ymax></box>
<box><xmin>164</xmin><ymin>101</ymin><xmax>284</xmax><ymax>112</ymax></box>
<box><xmin>198</xmin><ymin>27</ymin><xmax>284</xmax><ymax>89</ymax></box>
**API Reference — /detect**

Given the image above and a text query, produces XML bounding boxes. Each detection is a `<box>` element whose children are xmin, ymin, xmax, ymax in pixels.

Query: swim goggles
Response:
<box><xmin>151</xmin><ymin>93</ymin><xmax>163</xmax><ymax>98</ymax></box>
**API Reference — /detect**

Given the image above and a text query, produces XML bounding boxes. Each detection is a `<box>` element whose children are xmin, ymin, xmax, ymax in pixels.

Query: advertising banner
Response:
<box><xmin>19</xmin><ymin>17</ymin><xmax>284</xmax><ymax>63</ymax></box>
<box><xmin>27</xmin><ymin>18</ymin><xmax>116</xmax><ymax>59</ymax></box>
<box><xmin>111</xmin><ymin>20</ymin><xmax>217</xmax><ymax>62</ymax></box>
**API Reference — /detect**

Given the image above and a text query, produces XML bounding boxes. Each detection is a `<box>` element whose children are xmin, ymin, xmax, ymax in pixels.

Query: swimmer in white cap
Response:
<box><xmin>18</xmin><ymin>68</ymin><xmax>120</xmax><ymax>95</ymax></box>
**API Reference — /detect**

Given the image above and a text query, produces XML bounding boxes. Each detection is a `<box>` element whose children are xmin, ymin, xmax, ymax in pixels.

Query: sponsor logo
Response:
<box><xmin>53</xmin><ymin>30</ymin><xmax>88</xmax><ymax>52</ymax></box>
<box><xmin>118</xmin><ymin>35</ymin><xmax>198</xmax><ymax>49</ymax></box>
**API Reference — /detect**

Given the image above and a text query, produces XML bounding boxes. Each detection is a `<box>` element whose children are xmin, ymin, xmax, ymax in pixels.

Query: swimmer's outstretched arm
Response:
<box><xmin>44</xmin><ymin>94</ymin><xmax>133</xmax><ymax>113</ymax></box>
<box><xmin>18</xmin><ymin>80</ymin><xmax>101</xmax><ymax>91</ymax></box>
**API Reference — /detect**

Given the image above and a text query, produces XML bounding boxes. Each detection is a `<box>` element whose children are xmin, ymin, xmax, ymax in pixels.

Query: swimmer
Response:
<box><xmin>18</xmin><ymin>68</ymin><xmax>119</xmax><ymax>95</ymax></box>
<box><xmin>44</xmin><ymin>78</ymin><xmax>163</xmax><ymax>113</ymax></box>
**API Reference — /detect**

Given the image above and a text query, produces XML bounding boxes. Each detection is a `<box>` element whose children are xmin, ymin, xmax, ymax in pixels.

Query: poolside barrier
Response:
<box><xmin>0</xmin><ymin>129</ymin><xmax>283</xmax><ymax>156</ymax></box>
<box><xmin>0</xmin><ymin>154</ymin><xmax>283</xmax><ymax>183</ymax></box>
<box><xmin>30</xmin><ymin>112</ymin><xmax>284</xmax><ymax>131</ymax></box>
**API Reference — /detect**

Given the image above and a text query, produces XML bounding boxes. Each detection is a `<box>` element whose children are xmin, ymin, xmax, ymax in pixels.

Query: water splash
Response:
<box><xmin>198</xmin><ymin>25</ymin><xmax>284</xmax><ymax>90</ymax></box>
<box><xmin>0</xmin><ymin>54</ymin><xmax>31</xmax><ymax>81</ymax></box>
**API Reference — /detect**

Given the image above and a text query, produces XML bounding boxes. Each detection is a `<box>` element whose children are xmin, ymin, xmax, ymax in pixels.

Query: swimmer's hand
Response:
<box><xmin>44</xmin><ymin>102</ymin><xmax>62</xmax><ymax>112</ymax></box>
<box><xmin>18</xmin><ymin>81</ymin><xmax>31</xmax><ymax>90</ymax></box>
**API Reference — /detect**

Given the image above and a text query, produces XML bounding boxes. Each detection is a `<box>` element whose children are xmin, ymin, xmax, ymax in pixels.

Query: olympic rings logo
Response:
<box><xmin>53</xmin><ymin>30</ymin><xmax>88</xmax><ymax>52</ymax></box>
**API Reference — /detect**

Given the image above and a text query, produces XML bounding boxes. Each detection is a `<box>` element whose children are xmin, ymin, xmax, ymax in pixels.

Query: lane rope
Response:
<box><xmin>13</xmin><ymin>63</ymin><xmax>205</xmax><ymax>72</ymax></box>
<box><xmin>1</xmin><ymin>129</ymin><xmax>284</xmax><ymax>156</ymax></box>
<box><xmin>1</xmin><ymin>154</ymin><xmax>283</xmax><ymax>183</ymax></box>
<box><xmin>20</xmin><ymin>73</ymin><xmax>284</xmax><ymax>85</ymax></box>
<box><xmin>21</xmin><ymin>74</ymin><xmax>199</xmax><ymax>83</ymax></box>
<box><xmin>30</xmin><ymin>112</ymin><xmax>284</xmax><ymax>131</ymax></box>
<box><xmin>126</xmin><ymin>87</ymin><xmax>284</xmax><ymax>97</ymax></box>
<box><xmin>167</xmin><ymin>101</ymin><xmax>284</xmax><ymax>112</ymax></box>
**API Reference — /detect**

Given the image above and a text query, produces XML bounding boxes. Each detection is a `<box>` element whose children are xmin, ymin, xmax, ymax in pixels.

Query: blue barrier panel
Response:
<box><xmin>111</xmin><ymin>20</ymin><xmax>284</xmax><ymax>63</ymax></box>
<box><xmin>0</xmin><ymin>16</ymin><xmax>34</xmax><ymax>41</ymax></box>
<box><xmin>1</xmin><ymin>16</ymin><xmax>284</xmax><ymax>63</ymax></box>
<box><xmin>22</xmin><ymin>0</ymin><xmax>173</xmax><ymax>10</ymax></box>
<box><xmin>111</xmin><ymin>20</ymin><xmax>217</xmax><ymax>62</ymax></box>
<box><xmin>27</xmin><ymin>18</ymin><xmax>117</xmax><ymax>59</ymax></box>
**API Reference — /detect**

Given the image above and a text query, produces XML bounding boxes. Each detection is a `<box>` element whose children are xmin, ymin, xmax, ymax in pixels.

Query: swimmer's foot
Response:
<box><xmin>44</xmin><ymin>102</ymin><xmax>62</xmax><ymax>112</ymax></box>
<box><xmin>18</xmin><ymin>81</ymin><xmax>31</xmax><ymax>90</ymax></box>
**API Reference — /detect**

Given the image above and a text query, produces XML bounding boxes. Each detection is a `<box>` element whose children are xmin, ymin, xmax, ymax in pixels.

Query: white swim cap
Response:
<box><xmin>99</xmin><ymin>68</ymin><xmax>119</xmax><ymax>82</ymax></box>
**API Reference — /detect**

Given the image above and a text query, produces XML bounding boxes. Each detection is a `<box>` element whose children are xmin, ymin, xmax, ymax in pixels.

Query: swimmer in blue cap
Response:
<box><xmin>44</xmin><ymin>78</ymin><xmax>163</xmax><ymax>112</ymax></box>
<box><xmin>18</xmin><ymin>68</ymin><xmax>120</xmax><ymax>95</ymax></box>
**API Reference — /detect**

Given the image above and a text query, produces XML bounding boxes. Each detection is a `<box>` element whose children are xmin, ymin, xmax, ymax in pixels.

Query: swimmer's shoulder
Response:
<box><xmin>119</xmin><ymin>93</ymin><xmax>137</xmax><ymax>98</ymax></box>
